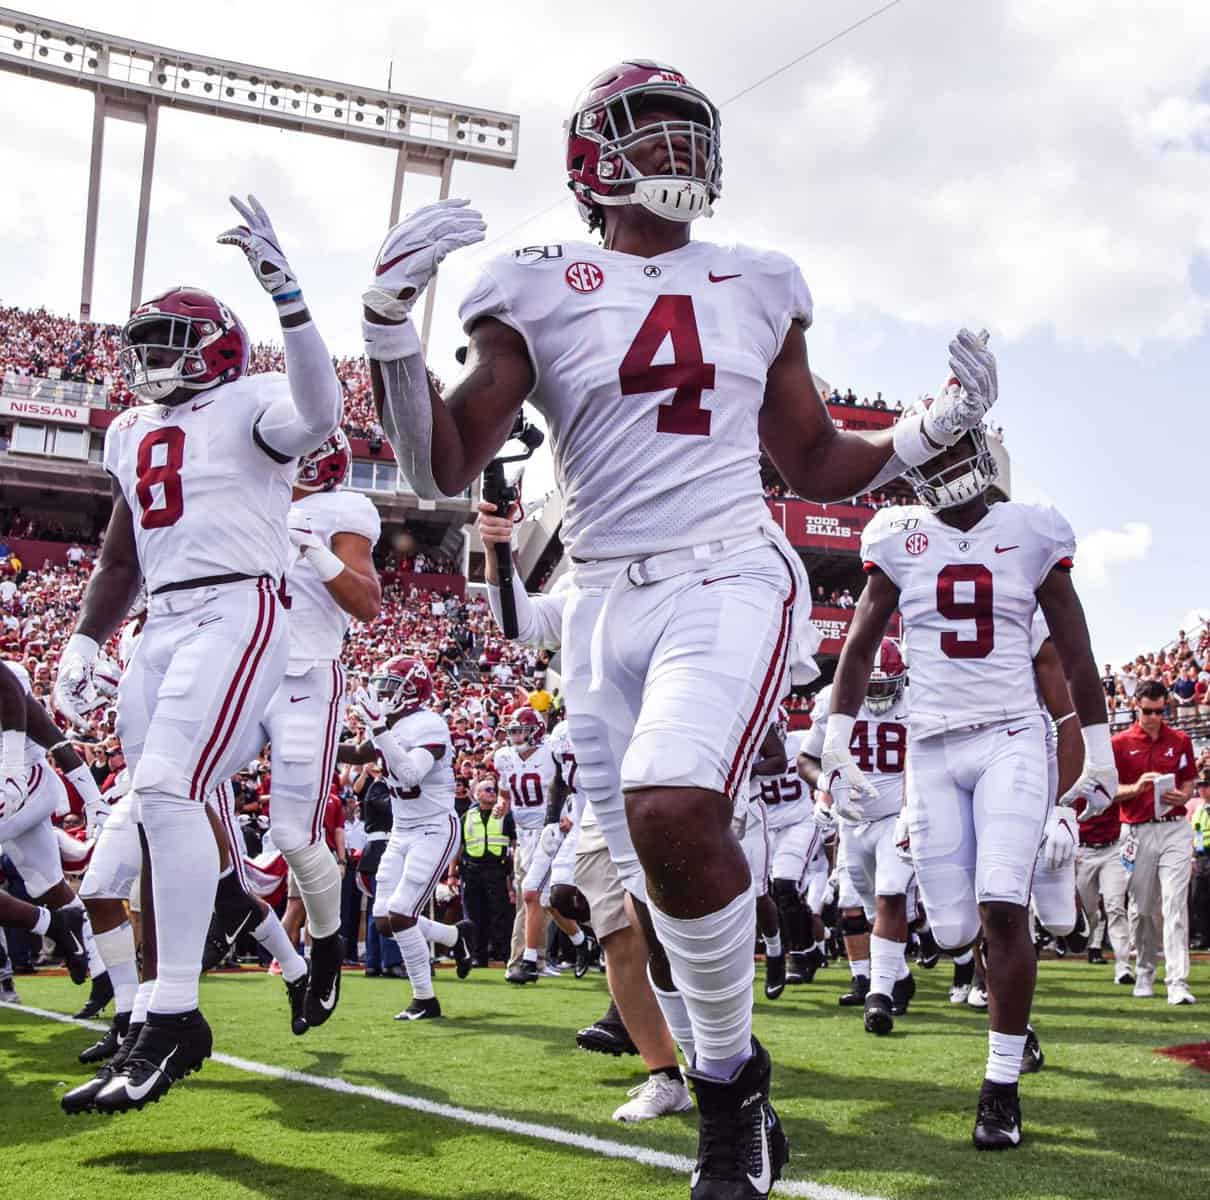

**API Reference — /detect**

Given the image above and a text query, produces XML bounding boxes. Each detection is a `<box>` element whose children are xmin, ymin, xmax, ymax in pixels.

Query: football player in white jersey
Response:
<box><xmin>362</xmin><ymin>61</ymin><xmax>999</xmax><ymax>1192</ymax></box>
<box><xmin>340</xmin><ymin>656</ymin><xmax>473</xmax><ymax>1020</ymax></box>
<box><xmin>824</xmin><ymin>413</ymin><xmax>1116</xmax><ymax>1151</ymax></box>
<box><xmin>52</xmin><ymin>194</ymin><xmax>342</xmax><ymax>1113</ymax></box>
<box><xmin>245</xmin><ymin>428</ymin><xmax>382</xmax><ymax>1027</ymax></box>
<box><xmin>801</xmin><ymin>642</ymin><xmax>918</xmax><ymax>1036</ymax></box>
<box><xmin>494</xmin><ymin>707</ymin><xmax>569</xmax><ymax>983</ymax></box>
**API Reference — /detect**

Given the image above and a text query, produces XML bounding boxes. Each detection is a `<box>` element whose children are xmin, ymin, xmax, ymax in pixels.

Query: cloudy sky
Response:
<box><xmin>1</xmin><ymin>0</ymin><xmax>1207</xmax><ymax>664</ymax></box>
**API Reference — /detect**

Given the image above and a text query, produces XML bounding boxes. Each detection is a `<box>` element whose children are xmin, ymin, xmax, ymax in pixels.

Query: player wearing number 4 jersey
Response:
<box><xmin>363</xmin><ymin>58</ymin><xmax>999</xmax><ymax>1197</ymax></box>
<box><xmin>826</xmin><ymin>408</ymin><xmax>1116</xmax><ymax>1152</ymax></box>
<box><xmin>52</xmin><ymin>194</ymin><xmax>342</xmax><ymax>1114</ymax></box>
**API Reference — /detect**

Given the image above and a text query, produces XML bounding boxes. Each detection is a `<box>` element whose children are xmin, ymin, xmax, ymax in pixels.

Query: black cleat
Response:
<box><xmin>914</xmin><ymin>927</ymin><xmax>941</xmax><ymax>969</ymax></box>
<box><xmin>505</xmin><ymin>960</ymin><xmax>540</xmax><ymax>985</ymax></box>
<box><xmin>576</xmin><ymin>1002</ymin><xmax>639</xmax><ymax>1057</ymax></box>
<box><xmin>48</xmin><ymin>906</ymin><xmax>90</xmax><ymax>986</ymax></box>
<box><xmin>1020</xmin><ymin>1025</ymin><xmax>1045</xmax><ymax>1074</ymax></box>
<box><xmin>973</xmin><ymin>1080</ymin><xmax>1023</xmax><ymax>1150</ymax></box>
<box><xmin>864</xmin><ymin>992</ymin><xmax>895</xmax><ymax>1036</ymax></box>
<box><xmin>574</xmin><ymin>932</ymin><xmax>596</xmax><ymax>979</ymax></box>
<box><xmin>891</xmin><ymin>971</ymin><xmax>916</xmax><ymax>1016</ymax></box>
<box><xmin>305</xmin><ymin>933</ymin><xmax>344</xmax><ymax>1028</ymax></box>
<box><xmin>62</xmin><ymin>1017</ymin><xmax>141</xmax><ymax>1115</ymax></box>
<box><xmin>686</xmin><ymin>1038</ymin><xmax>789</xmax><ymax>1198</ymax></box>
<box><xmin>764</xmin><ymin>952</ymin><xmax>787</xmax><ymax>1000</ymax></box>
<box><xmin>786</xmin><ymin>946</ymin><xmax>825</xmax><ymax>985</ymax></box>
<box><xmin>74</xmin><ymin>970</ymin><xmax>114</xmax><ymax>1020</ymax></box>
<box><xmin>839</xmin><ymin>974</ymin><xmax>871</xmax><ymax>1007</ymax></box>
<box><xmin>79</xmin><ymin>1013</ymin><xmax>126</xmax><ymax>1064</ymax></box>
<box><xmin>201</xmin><ymin>909</ymin><xmax>253</xmax><ymax>972</ymax></box>
<box><xmin>452</xmin><ymin>921</ymin><xmax>475</xmax><ymax>980</ymax></box>
<box><xmin>395</xmin><ymin>996</ymin><xmax>442</xmax><ymax>1021</ymax></box>
<box><xmin>93</xmin><ymin>1010</ymin><xmax>212</xmax><ymax>1114</ymax></box>
<box><xmin>1087</xmin><ymin>946</ymin><xmax>1107</xmax><ymax>965</ymax></box>
<box><xmin>286</xmin><ymin>965</ymin><xmax>309</xmax><ymax>1036</ymax></box>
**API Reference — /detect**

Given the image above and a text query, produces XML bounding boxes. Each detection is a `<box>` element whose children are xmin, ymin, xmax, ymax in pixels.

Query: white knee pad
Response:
<box><xmin>929</xmin><ymin>903</ymin><xmax>982</xmax><ymax>951</ymax></box>
<box><xmin>283</xmin><ymin>839</ymin><xmax>342</xmax><ymax>939</ymax></box>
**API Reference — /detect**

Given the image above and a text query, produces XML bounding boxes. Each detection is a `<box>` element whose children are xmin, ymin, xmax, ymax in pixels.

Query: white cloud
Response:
<box><xmin>1072</xmin><ymin>521</ymin><xmax>1153</xmax><ymax>587</ymax></box>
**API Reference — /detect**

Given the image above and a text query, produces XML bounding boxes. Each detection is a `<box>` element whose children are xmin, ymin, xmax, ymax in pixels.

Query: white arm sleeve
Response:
<box><xmin>486</xmin><ymin>583</ymin><xmax>565</xmax><ymax>649</ymax></box>
<box><xmin>255</xmin><ymin>322</ymin><xmax>343</xmax><ymax>459</ymax></box>
<box><xmin>371</xmin><ymin>728</ymin><xmax>435</xmax><ymax>791</ymax></box>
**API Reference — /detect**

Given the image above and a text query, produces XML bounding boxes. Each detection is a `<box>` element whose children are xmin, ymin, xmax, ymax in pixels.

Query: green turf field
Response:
<box><xmin>3</xmin><ymin>958</ymin><xmax>1208</xmax><ymax>1199</ymax></box>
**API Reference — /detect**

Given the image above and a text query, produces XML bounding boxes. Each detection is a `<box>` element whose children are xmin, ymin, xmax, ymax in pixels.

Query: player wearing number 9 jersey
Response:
<box><xmin>53</xmin><ymin>196</ymin><xmax>342</xmax><ymax>1115</ymax></box>
<box><xmin>826</xmin><ymin>417</ymin><xmax>1114</xmax><ymax>1152</ymax></box>
<box><xmin>363</xmin><ymin>59</ymin><xmax>1000</xmax><ymax>1195</ymax></box>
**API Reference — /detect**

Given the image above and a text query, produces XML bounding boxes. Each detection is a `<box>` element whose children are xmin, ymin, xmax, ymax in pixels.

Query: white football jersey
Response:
<box><xmin>861</xmin><ymin>502</ymin><xmax>1076</xmax><ymax>739</ymax></box>
<box><xmin>758</xmin><ymin>728</ymin><xmax>813</xmax><ymax>831</ymax></box>
<box><xmin>103</xmin><ymin>375</ymin><xmax>297</xmax><ymax>594</ymax></box>
<box><xmin>493</xmin><ymin>740</ymin><xmax>560</xmax><ymax>830</ymax></box>
<box><xmin>802</xmin><ymin>684</ymin><xmax>909</xmax><ymax>821</ymax></box>
<box><xmin>3</xmin><ymin>660</ymin><xmax>46</xmax><ymax>765</ymax></box>
<box><xmin>385</xmin><ymin>709</ymin><xmax>455</xmax><ymax>828</ymax></box>
<box><xmin>460</xmin><ymin>240</ymin><xmax>812</xmax><ymax>560</ymax></box>
<box><xmin>286</xmin><ymin>489</ymin><xmax>381</xmax><ymax>664</ymax></box>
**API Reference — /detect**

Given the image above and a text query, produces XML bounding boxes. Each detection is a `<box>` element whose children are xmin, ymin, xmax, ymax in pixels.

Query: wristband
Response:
<box><xmin>2</xmin><ymin>729</ymin><xmax>24</xmax><ymax>774</ymax></box>
<box><xmin>1054</xmin><ymin>711</ymin><xmax>1078</xmax><ymax>728</ymax></box>
<box><xmin>1081</xmin><ymin>722</ymin><xmax>1112</xmax><ymax>764</ymax></box>
<box><xmin>306</xmin><ymin>545</ymin><xmax>346</xmax><ymax>583</ymax></box>
<box><xmin>822</xmin><ymin>712</ymin><xmax>856</xmax><ymax>754</ymax></box>
<box><xmin>274</xmin><ymin>288</ymin><xmax>309</xmax><ymax>321</ymax></box>
<box><xmin>65</xmin><ymin>633</ymin><xmax>100</xmax><ymax>663</ymax></box>
<box><xmin>891</xmin><ymin>411</ymin><xmax>946</xmax><ymax>468</ymax></box>
<box><xmin>362</xmin><ymin>316</ymin><xmax>422</xmax><ymax>363</ymax></box>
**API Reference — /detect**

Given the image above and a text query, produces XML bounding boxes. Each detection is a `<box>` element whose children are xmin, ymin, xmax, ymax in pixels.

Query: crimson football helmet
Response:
<box><xmin>866</xmin><ymin>638</ymin><xmax>907</xmax><ymax>715</ymax></box>
<box><xmin>119</xmin><ymin>287</ymin><xmax>249</xmax><ymax>404</ymax></box>
<box><xmin>900</xmin><ymin>397</ymin><xmax>998</xmax><ymax>512</ymax></box>
<box><xmin>297</xmin><ymin>429</ymin><xmax>351</xmax><ymax>492</ymax></box>
<box><xmin>507</xmin><ymin>706</ymin><xmax>544</xmax><ymax>747</ymax></box>
<box><xmin>566</xmin><ymin>59</ymin><xmax>721</xmax><ymax>230</ymax></box>
<box><xmin>369</xmin><ymin>654</ymin><xmax>433</xmax><ymax>717</ymax></box>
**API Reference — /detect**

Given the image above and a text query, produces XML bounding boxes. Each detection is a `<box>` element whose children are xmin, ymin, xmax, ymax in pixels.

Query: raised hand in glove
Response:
<box><xmin>350</xmin><ymin>686</ymin><xmax>387</xmax><ymax>736</ymax></box>
<box><xmin>217</xmin><ymin>194</ymin><xmax>306</xmax><ymax>319</ymax></box>
<box><xmin>923</xmin><ymin>328</ymin><xmax>997</xmax><ymax>447</ymax></box>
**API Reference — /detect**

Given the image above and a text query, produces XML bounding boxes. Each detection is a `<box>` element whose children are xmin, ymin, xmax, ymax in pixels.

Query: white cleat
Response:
<box><xmin>540</xmin><ymin>963</ymin><xmax>565</xmax><ymax>977</ymax></box>
<box><xmin>612</xmin><ymin>1072</ymin><xmax>694</xmax><ymax>1122</ymax></box>
<box><xmin>967</xmin><ymin>984</ymin><xmax>988</xmax><ymax>1010</ymax></box>
<box><xmin>1133</xmin><ymin>972</ymin><xmax>1155</xmax><ymax>999</ymax></box>
<box><xmin>950</xmin><ymin>984</ymin><xmax>972</xmax><ymax>1005</ymax></box>
<box><xmin>1167</xmin><ymin>985</ymin><xmax>1196</xmax><ymax>1006</ymax></box>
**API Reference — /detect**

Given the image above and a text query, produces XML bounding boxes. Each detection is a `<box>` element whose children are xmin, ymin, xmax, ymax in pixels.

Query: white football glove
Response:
<box><xmin>820</xmin><ymin>714</ymin><xmax>878</xmax><ymax>804</ymax></box>
<box><xmin>812</xmin><ymin>795</ymin><xmax>837</xmax><ymax>833</ymax></box>
<box><xmin>350</xmin><ymin>686</ymin><xmax>387</xmax><ymax>736</ymax></box>
<box><xmin>287</xmin><ymin>513</ymin><xmax>324</xmax><ymax>556</ymax></box>
<box><xmin>1061</xmin><ymin>725</ymin><xmax>1119</xmax><ymax>822</ymax></box>
<box><xmin>217</xmin><ymin>194</ymin><xmax>305</xmax><ymax>318</ymax></box>
<box><xmin>893</xmin><ymin>810</ymin><xmax>912</xmax><ymax>863</ymax></box>
<box><xmin>1042</xmin><ymin>805</ymin><xmax>1079</xmax><ymax>872</ymax></box>
<box><xmin>1</xmin><ymin>774</ymin><xmax>27</xmax><ymax>821</ymax></box>
<box><xmin>362</xmin><ymin>198</ymin><xmax>487</xmax><ymax>323</ymax></box>
<box><xmin>288</xmin><ymin>514</ymin><xmax>344</xmax><ymax>582</ymax></box>
<box><xmin>53</xmin><ymin>635</ymin><xmax>103</xmax><ymax>732</ymax></box>
<box><xmin>538</xmin><ymin>822</ymin><xmax>564</xmax><ymax>857</ymax></box>
<box><xmin>923</xmin><ymin>329</ymin><xmax>998</xmax><ymax>447</ymax></box>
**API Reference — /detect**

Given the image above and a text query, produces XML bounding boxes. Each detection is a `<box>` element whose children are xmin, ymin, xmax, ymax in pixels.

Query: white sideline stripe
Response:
<box><xmin>17</xmin><ymin>1004</ymin><xmax>885</xmax><ymax>1200</ymax></box>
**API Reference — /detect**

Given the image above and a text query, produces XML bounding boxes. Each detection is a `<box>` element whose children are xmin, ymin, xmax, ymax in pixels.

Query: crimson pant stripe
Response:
<box><xmin>723</xmin><ymin>549</ymin><xmax>798</xmax><ymax>798</ymax></box>
<box><xmin>215</xmin><ymin>782</ymin><xmax>250</xmax><ymax>891</ymax></box>
<box><xmin>797</xmin><ymin>825</ymin><xmax>822</xmax><ymax>892</ymax></box>
<box><xmin>27</xmin><ymin>762</ymin><xmax>43</xmax><ymax>794</ymax></box>
<box><xmin>409</xmin><ymin>814</ymin><xmax>459</xmax><ymax>919</ymax></box>
<box><xmin>193</xmin><ymin>581</ymin><xmax>276</xmax><ymax>801</ymax></box>
<box><xmin>310</xmin><ymin>662</ymin><xmax>344</xmax><ymax>845</ymax></box>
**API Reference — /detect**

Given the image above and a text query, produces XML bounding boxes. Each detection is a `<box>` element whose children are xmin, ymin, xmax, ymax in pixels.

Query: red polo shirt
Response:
<box><xmin>1078</xmin><ymin>797</ymin><xmax>1122</xmax><ymax>846</ymax></box>
<box><xmin>1112</xmin><ymin>721</ymin><xmax>1196</xmax><ymax>824</ymax></box>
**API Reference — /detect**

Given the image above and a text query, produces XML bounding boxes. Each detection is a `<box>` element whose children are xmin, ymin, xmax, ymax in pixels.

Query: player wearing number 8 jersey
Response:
<box><xmin>825</xmin><ymin>415</ymin><xmax>1116</xmax><ymax>1151</ymax></box>
<box><xmin>362</xmin><ymin>59</ymin><xmax>1000</xmax><ymax>1196</ymax></box>
<box><xmin>53</xmin><ymin>195</ymin><xmax>342</xmax><ymax>1114</ymax></box>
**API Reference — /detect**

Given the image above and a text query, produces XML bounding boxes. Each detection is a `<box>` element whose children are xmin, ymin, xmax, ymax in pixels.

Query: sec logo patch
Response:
<box><xmin>565</xmin><ymin>262</ymin><xmax>604</xmax><ymax>293</ymax></box>
<box><xmin>905</xmin><ymin>532</ymin><xmax>929</xmax><ymax>556</ymax></box>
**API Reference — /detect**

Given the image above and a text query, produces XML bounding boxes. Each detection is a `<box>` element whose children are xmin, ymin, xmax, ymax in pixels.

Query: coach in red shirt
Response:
<box><xmin>1111</xmin><ymin>681</ymin><xmax>1197</xmax><ymax>1005</ymax></box>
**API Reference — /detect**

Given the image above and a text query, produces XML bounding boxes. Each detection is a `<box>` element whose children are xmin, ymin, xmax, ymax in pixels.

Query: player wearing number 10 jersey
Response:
<box><xmin>825</xmin><ymin>413</ymin><xmax>1116</xmax><ymax>1152</ymax></box>
<box><xmin>362</xmin><ymin>59</ymin><xmax>1000</xmax><ymax>1196</ymax></box>
<box><xmin>52</xmin><ymin>195</ymin><xmax>342</xmax><ymax>1115</ymax></box>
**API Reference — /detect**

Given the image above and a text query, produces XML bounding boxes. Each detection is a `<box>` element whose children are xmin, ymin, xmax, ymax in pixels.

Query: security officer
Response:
<box><xmin>354</xmin><ymin>763</ymin><xmax>403</xmax><ymax>978</ymax></box>
<box><xmin>1190</xmin><ymin>773</ymin><xmax>1210</xmax><ymax>951</ymax></box>
<box><xmin>452</xmin><ymin>777</ymin><xmax>515</xmax><ymax>966</ymax></box>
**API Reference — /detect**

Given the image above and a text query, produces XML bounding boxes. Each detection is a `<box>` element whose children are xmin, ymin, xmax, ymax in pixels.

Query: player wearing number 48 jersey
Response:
<box><xmin>363</xmin><ymin>57</ymin><xmax>999</xmax><ymax>1197</ymax></box>
<box><xmin>826</xmin><ymin>408</ymin><xmax>1116</xmax><ymax>1152</ymax></box>
<box><xmin>52</xmin><ymin>194</ymin><xmax>342</xmax><ymax>1114</ymax></box>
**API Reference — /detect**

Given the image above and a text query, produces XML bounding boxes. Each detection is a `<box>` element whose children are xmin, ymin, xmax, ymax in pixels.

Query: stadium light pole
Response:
<box><xmin>0</xmin><ymin>8</ymin><xmax>519</xmax><ymax>344</ymax></box>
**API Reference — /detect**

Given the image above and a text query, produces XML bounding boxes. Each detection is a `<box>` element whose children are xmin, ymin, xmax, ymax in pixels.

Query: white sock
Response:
<box><xmin>649</xmin><ymin>968</ymin><xmax>696</xmax><ymax>1066</ymax></box>
<box><xmin>870</xmin><ymin>934</ymin><xmax>906</xmax><ymax>997</ymax></box>
<box><xmin>142</xmin><ymin>794</ymin><xmax>219</xmax><ymax>1014</ymax></box>
<box><xmin>850</xmin><ymin>957</ymin><xmax>870</xmax><ymax>979</ymax></box>
<box><xmin>523</xmin><ymin>947</ymin><xmax>539</xmax><ymax>963</ymax></box>
<box><xmin>897</xmin><ymin>956</ymin><xmax>912</xmax><ymax>980</ymax></box>
<box><xmin>417</xmin><ymin>916</ymin><xmax>457</xmax><ymax>948</ymax></box>
<box><xmin>32</xmin><ymin>907</ymin><xmax>51</xmax><ymax>936</ymax></box>
<box><xmin>648</xmin><ymin>883</ymin><xmax>756</xmax><ymax>1077</ymax></box>
<box><xmin>283</xmin><ymin>840</ymin><xmax>343</xmax><ymax>939</ymax></box>
<box><xmin>814</xmin><ymin>939</ymin><xmax>827</xmax><ymax>955</ymax></box>
<box><xmin>253</xmin><ymin>909</ymin><xmax>308</xmax><ymax>983</ymax></box>
<box><xmin>986</xmin><ymin>1030</ymin><xmax>1027</xmax><ymax>1085</ymax></box>
<box><xmin>131</xmin><ymin>979</ymin><xmax>155</xmax><ymax>1025</ymax></box>
<box><xmin>764</xmin><ymin>930</ymin><xmax>783</xmax><ymax>958</ymax></box>
<box><xmin>569</xmin><ymin>928</ymin><xmax>586</xmax><ymax>947</ymax></box>
<box><xmin>94</xmin><ymin>922</ymin><xmax>139</xmax><ymax>1014</ymax></box>
<box><xmin>953</xmin><ymin>949</ymin><xmax>974</xmax><ymax>966</ymax></box>
<box><xmin>394</xmin><ymin>925</ymin><xmax>434</xmax><ymax>1000</ymax></box>
<box><xmin>81</xmin><ymin>914</ymin><xmax>105</xmax><ymax>978</ymax></box>
<box><xmin>358</xmin><ymin>941</ymin><xmax>367</xmax><ymax>957</ymax></box>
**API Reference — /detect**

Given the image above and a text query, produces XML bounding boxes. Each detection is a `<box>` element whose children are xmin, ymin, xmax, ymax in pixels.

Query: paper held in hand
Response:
<box><xmin>1153</xmin><ymin>773</ymin><xmax>1176</xmax><ymax>820</ymax></box>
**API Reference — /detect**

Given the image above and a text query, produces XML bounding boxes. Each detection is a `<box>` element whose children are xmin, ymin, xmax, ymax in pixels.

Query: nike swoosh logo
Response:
<box><xmin>702</xmin><ymin>574</ymin><xmax>741</xmax><ymax>586</ymax></box>
<box><xmin>1004</xmin><ymin>1125</ymin><xmax>1022</xmax><ymax>1145</ymax></box>
<box><xmin>289</xmin><ymin>695</ymin><xmax>310</xmax><ymax>703</ymax></box>
<box><xmin>198</xmin><ymin>615</ymin><xmax>223</xmax><ymax>628</ymax></box>
<box><xmin>994</xmin><ymin>544</ymin><xmax>1019</xmax><ymax>554</ymax></box>
<box><xmin>319</xmin><ymin>981</ymin><xmax>338</xmax><ymax>1011</ymax></box>
<box><xmin>192</xmin><ymin>398</ymin><xmax>216</xmax><ymax>412</ymax></box>
<box><xmin>1129</xmin><ymin>749</ymin><xmax>1143</xmax><ymax>755</ymax></box>
<box><xmin>708</xmin><ymin>271</ymin><xmax>742</xmax><ymax>283</ymax></box>
<box><xmin>747</xmin><ymin>1109</ymin><xmax>773</xmax><ymax>1193</ymax></box>
<box><xmin>125</xmin><ymin>1048</ymin><xmax>176</xmax><ymax>1101</ymax></box>
<box><xmin>375</xmin><ymin>246</ymin><xmax>422</xmax><ymax>276</ymax></box>
<box><xmin>1007</xmin><ymin>727</ymin><xmax>1028</xmax><ymax>736</ymax></box>
<box><xmin>69</xmin><ymin>932</ymin><xmax>85</xmax><ymax>957</ymax></box>
<box><xmin>226</xmin><ymin>911</ymin><xmax>253</xmax><ymax>947</ymax></box>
